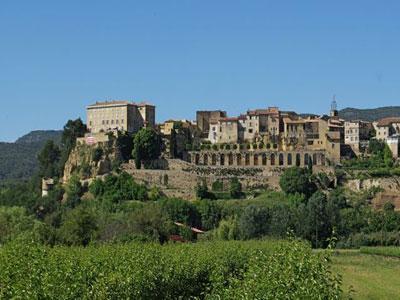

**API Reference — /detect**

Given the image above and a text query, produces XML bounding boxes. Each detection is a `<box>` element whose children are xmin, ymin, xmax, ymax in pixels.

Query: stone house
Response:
<box><xmin>87</xmin><ymin>100</ymin><xmax>155</xmax><ymax>134</ymax></box>
<box><xmin>344</xmin><ymin>120</ymin><xmax>373</xmax><ymax>153</ymax></box>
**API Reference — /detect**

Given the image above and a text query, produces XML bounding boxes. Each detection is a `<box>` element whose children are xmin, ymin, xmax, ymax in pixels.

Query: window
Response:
<box><xmin>249</xmin><ymin>129</ymin><xmax>253</xmax><ymax>133</ymax></box>
<box><xmin>116</xmin><ymin>120</ymin><xmax>119</xmax><ymax>124</ymax></box>
<box><xmin>121</xmin><ymin>119</ymin><xmax>124</xmax><ymax>124</ymax></box>
<box><xmin>106</xmin><ymin>120</ymin><xmax>109</xmax><ymax>125</ymax></box>
<box><xmin>89</xmin><ymin>121</ymin><xmax>92</xmax><ymax>126</ymax></box>
<box><xmin>111</xmin><ymin>120</ymin><xmax>114</xmax><ymax>124</ymax></box>
<box><xmin>102</xmin><ymin>120</ymin><xmax>105</xmax><ymax>125</ymax></box>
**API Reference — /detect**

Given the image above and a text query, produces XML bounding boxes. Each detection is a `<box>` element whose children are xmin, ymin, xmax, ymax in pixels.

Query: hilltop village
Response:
<box><xmin>83</xmin><ymin>99</ymin><xmax>398</xmax><ymax>164</ymax></box>
<box><xmin>44</xmin><ymin>99</ymin><xmax>400</xmax><ymax>202</ymax></box>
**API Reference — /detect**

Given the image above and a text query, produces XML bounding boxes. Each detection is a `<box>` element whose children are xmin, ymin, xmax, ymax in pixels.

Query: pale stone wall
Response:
<box><xmin>87</xmin><ymin>101</ymin><xmax>155</xmax><ymax>134</ymax></box>
<box><xmin>189</xmin><ymin>149</ymin><xmax>328</xmax><ymax>168</ymax></box>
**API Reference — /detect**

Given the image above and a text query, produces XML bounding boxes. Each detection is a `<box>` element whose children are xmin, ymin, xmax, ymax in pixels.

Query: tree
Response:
<box><xmin>61</xmin><ymin>118</ymin><xmax>87</xmax><ymax>150</ymax></box>
<box><xmin>132</xmin><ymin>128</ymin><xmax>161</xmax><ymax>169</ymax></box>
<box><xmin>92</xmin><ymin>147</ymin><xmax>103</xmax><ymax>163</ymax></box>
<box><xmin>303</xmin><ymin>191</ymin><xmax>332</xmax><ymax>248</ymax></box>
<box><xmin>59</xmin><ymin>207</ymin><xmax>98</xmax><ymax>246</ymax></box>
<box><xmin>238</xmin><ymin>205</ymin><xmax>269</xmax><ymax>240</ymax></box>
<box><xmin>383</xmin><ymin>144</ymin><xmax>393</xmax><ymax>167</ymax></box>
<box><xmin>59</xmin><ymin>119</ymin><xmax>87</xmax><ymax>173</ymax></box>
<box><xmin>195</xmin><ymin>200</ymin><xmax>222</xmax><ymax>231</ymax></box>
<box><xmin>117</xmin><ymin>131</ymin><xmax>134</xmax><ymax>161</ymax></box>
<box><xmin>279</xmin><ymin>167</ymin><xmax>316</xmax><ymax>198</ymax></box>
<box><xmin>196</xmin><ymin>180</ymin><xmax>211</xmax><ymax>199</ymax></box>
<box><xmin>37</xmin><ymin>140</ymin><xmax>61</xmax><ymax>178</ymax></box>
<box><xmin>229</xmin><ymin>177</ymin><xmax>242</xmax><ymax>199</ymax></box>
<box><xmin>368</xmin><ymin>139</ymin><xmax>385</xmax><ymax>155</ymax></box>
<box><xmin>160</xmin><ymin>198</ymin><xmax>201</xmax><ymax>228</ymax></box>
<box><xmin>65</xmin><ymin>175</ymin><xmax>83</xmax><ymax>208</ymax></box>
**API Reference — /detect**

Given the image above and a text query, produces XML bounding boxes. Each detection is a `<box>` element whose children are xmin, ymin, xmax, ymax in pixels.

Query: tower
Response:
<box><xmin>330</xmin><ymin>95</ymin><xmax>338</xmax><ymax>117</ymax></box>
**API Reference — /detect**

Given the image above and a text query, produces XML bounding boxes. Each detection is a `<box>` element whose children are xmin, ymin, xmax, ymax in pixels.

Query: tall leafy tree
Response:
<box><xmin>132</xmin><ymin>128</ymin><xmax>161</xmax><ymax>169</ymax></box>
<box><xmin>279</xmin><ymin>167</ymin><xmax>316</xmax><ymax>198</ymax></box>
<box><xmin>59</xmin><ymin>119</ymin><xmax>87</xmax><ymax>174</ymax></box>
<box><xmin>37</xmin><ymin>140</ymin><xmax>61</xmax><ymax>178</ymax></box>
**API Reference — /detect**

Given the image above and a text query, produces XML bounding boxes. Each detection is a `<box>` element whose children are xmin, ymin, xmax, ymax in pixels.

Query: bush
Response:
<box><xmin>212</xmin><ymin>180</ymin><xmax>224</xmax><ymax>192</ymax></box>
<box><xmin>229</xmin><ymin>177</ymin><xmax>243</xmax><ymax>199</ymax></box>
<box><xmin>92</xmin><ymin>147</ymin><xmax>103</xmax><ymax>163</ymax></box>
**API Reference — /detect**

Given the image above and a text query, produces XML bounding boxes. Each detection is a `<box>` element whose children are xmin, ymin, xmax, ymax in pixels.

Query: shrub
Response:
<box><xmin>229</xmin><ymin>177</ymin><xmax>243</xmax><ymax>199</ymax></box>
<box><xmin>92</xmin><ymin>147</ymin><xmax>103</xmax><ymax>163</ymax></box>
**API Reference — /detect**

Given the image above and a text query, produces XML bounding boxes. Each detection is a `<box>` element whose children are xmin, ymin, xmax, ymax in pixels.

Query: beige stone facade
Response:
<box><xmin>374</xmin><ymin>117</ymin><xmax>400</xmax><ymax>140</ymax></box>
<box><xmin>87</xmin><ymin>100</ymin><xmax>155</xmax><ymax>134</ymax></box>
<box><xmin>203</xmin><ymin>107</ymin><xmax>342</xmax><ymax>164</ymax></box>
<box><xmin>196</xmin><ymin>110</ymin><xmax>227</xmax><ymax>137</ymax></box>
<box><xmin>344</xmin><ymin>120</ymin><xmax>372</xmax><ymax>153</ymax></box>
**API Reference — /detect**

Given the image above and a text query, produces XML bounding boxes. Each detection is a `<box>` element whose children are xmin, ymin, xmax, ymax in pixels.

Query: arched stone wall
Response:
<box><xmin>189</xmin><ymin>150</ymin><xmax>328</xmax><ymax>168</ymax></box>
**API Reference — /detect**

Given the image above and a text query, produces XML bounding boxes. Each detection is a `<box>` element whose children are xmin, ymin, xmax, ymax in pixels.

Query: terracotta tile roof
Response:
<box><xmin>220</xmin><ymin>117</ymin><xmax>240</xmax><ymax>122</ymax></box>
<box><xmin>376</xmin><ymin>117</ymin><xmax>400</xmax><ymax>127</ymax></box>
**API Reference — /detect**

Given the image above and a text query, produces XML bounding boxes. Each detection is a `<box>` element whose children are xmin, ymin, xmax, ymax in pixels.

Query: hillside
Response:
<box><xmin>339</xmin><ymin>106</ymin><xmax>400</xmax><ymax>122</ymax></box>
<box><xmin>15</xmin><ymin>130</ymin><xmax>62</xmax><ymax>144</ymax></box>
<box><xmin>0</xmin><ymin>130</ymin><xmax>62</xmax><ymax>182</ymax></box>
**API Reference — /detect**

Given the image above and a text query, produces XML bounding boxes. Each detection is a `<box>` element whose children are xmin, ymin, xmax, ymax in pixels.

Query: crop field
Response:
<box><xmin>360</xmin><ymin>246</ymin><xmax>400</xmax><ymax>258</ymax></box>
<box><xmin>332</xmin><ymin>249</ymin><xmax>400</xmax><ymax>300</ymax></box>
<box><xmin>0</xmin><ymin>240</ymin><xmax>341</xmax><ymax>299</ymax></box>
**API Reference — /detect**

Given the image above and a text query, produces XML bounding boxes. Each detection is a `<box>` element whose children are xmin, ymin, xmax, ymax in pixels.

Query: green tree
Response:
<box><xmin>279</xmin><ymin>167</ymin><xmax>316</xmax><ymax>198</ymax></box>
<box><xmin>196</xmin><ymin>180</ymin><xmax>211</xmax><ymax>199</ymax></box>
<box><xmin>383</xmin><ymin>144</ymin><xmax>393</xmax><ymax>167</ymax></box>
<box><xmin>65</xmin><ymin>175</ymin><xmax>83</xmax><ymax>208</ymax></box>
<box><xmin>132</xmin><ymin>128</ymin><xmax>161</xmax><ymax>169</ymax></box>
<box><xmin>195</xmin><ymin>200</ymin><xmax>222</xmax><ymax>231</ymax></box>
<box><xmin>229</xmin><ymin>177</ymin><xmax>243</xmax><ymax>199</ymax></box>
<box><xmin>303</xmin><ymin>191</ymin><xmax>332</xmax><ymax>248</ymax></box>
<box><xmin>59</xmin><ymin>119</ymin><xmax>87</xmax><ymax>173</ymax></box>
<box><xmin>37</xmin><ymin>140</ymin><xmax>61</xmax><ymax>178</ymax></box>
<box><xmin>161</xmin><ymin>198</ymin><xmax>201</xmax><ymax>227</ymax></box>
<box><xmin>238</xmin><ymin>205</ymin><xmax>270</xmax><ymax>239</ymax></box>
<box><xmin>0</xmin><ymin>206</ymin><xmax>37</xmax><ymax>244</ymax></box>
<box><xmin>59</xmin><ymin>207</ymin><xmax>98</xmax><ymax>246</ymax></box>
<box><xmin>92</xmin><ymin>147</ymin><xmax>103</xmax><ymax>163</ymax></box>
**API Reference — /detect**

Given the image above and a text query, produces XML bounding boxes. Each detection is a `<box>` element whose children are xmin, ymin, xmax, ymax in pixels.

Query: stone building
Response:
<box><xmin>374</xmin><ymin>117</ymin><xmax>400</xmax><ymax>140</ymax></box>
<box><xmin>196</xmin><ymin>110</ymin><xmax>227</xmax><ymax>137</ymax></box>
<box><xmin>344</xmin><ymin>120</ymin><xmax>373</xmax><ymax>153</ymax></box>
<box><xmin>87</xmin><ymin>100</ymin><xmax>155</xmax><ymax>134</ymax></box>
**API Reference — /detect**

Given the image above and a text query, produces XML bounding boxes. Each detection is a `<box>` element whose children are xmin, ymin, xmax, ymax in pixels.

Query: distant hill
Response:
<box><xmin>338</xmin><ymin>106</ymin><xmax>400</xmax><ymax>122</ymax></box>
<box><xmin>15</xmin><ymin>130</ymin><xmax>62</xmax><ymax>144</ymax></box>
<box><xmin>0</xmin><ymin>130</ymin><xmax>62</xmax><ymax>182</ymax></box>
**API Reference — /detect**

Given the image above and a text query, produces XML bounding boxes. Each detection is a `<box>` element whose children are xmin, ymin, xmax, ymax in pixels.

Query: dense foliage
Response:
<box><xmin>0</xmin><ymin>131</ymin><xmax>62</xmax><ymax>182</ymax></box>
<box><xmin>0</xmin><ymin>240</ymin><xmax>342</xmax><ymax>299</ymax></box>
<box><xmin>132</xmin><ymin>127</ymin><xmax>162</xmax><ymax>169</ymax></box>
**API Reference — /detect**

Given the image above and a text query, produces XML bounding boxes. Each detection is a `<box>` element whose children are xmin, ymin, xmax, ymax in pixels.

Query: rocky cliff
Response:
<box><xmin>63</xmin><ymin>136</ymin><xmax>121</xmax><ymax>183</ymax></box>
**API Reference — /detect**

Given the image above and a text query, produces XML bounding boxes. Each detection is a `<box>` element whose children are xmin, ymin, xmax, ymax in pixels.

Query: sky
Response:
<box><xmin>1</xmin><ymin>0</ymin><xmax>400</xmax><ymax>142</ymax></box>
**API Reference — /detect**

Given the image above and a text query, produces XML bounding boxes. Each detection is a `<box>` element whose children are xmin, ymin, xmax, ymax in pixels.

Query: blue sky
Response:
<box><xmin>1</xmin><ymin>1</ymin><xmax>400</xmax><ymax>142</ymax></box>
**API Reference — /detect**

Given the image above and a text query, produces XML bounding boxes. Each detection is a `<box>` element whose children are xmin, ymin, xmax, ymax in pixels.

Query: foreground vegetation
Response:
<box><xmin>0</xmin><ymin>239</ymin><xmax>341</xmax><ymax>299</ymax></box>
<box><xmin>332</xmin><ymin>250</ymin><xmax>400</xmax><ymax>300</ymax></box>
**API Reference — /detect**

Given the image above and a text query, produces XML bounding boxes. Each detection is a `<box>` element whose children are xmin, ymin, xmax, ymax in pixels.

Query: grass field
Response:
<box><xmin>332</xmin><ymin>250</ymin><xmax>400</xmax><ymax>299</ymax></box>
<box><xmin>360</xmin><ymin>246</ymin><xmax>400</xmax><ymax>258</ymax></box>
